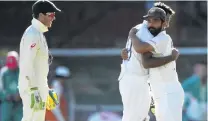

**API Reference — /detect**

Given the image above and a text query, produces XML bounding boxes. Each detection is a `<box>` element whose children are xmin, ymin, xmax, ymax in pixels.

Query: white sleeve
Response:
<box><xmin>145</xmin><ymin>34</ymin><xmax>171</xmax><ymax>53</ymax></box>
<box><xmin>20</xmin><ymin>33</ymin><xmax>40</xmax><ymax>88</ymax></box>
<box><xmin>134</xmin><ymin>23</ymin><xmax>142</xmax><ymax>29</ymax></box>
<box><xmin>134</xmin><ymin>20</ymin><xmax>148</xmax><ymax>29</ymax></box>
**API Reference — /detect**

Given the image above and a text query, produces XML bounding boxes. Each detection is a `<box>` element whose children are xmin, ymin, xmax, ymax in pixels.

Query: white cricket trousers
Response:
<box><xmin>154</xmin><ymin>91</ymin><xmax>184</xmax><ymax>121</ymax></box>
<box><xmin>19</xmin><ymin>88</ymin><xmax>48</xmax><ymax>121</ymax></box>
<box><xmin>119</xmin><ymin>73</ymin><xmax>151</xmax><ymax>121</ymax></box>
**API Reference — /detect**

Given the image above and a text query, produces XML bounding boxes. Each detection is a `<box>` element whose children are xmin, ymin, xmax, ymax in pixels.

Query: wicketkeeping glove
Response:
<box><xmin>30</xmin><ymin>87</ymin><xmax>45</xmax><ymax>111</ymax></box>
<box><xmin>46</xmin><ymin>89</ymin><xmax>59</xmax><ymax>110</ymax></box>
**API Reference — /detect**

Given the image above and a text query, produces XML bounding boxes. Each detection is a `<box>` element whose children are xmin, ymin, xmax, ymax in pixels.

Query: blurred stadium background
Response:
<box><xmin>0</xmin><ymin>1</ymin><xmax>207</xmax><ymax>121</ymax></box>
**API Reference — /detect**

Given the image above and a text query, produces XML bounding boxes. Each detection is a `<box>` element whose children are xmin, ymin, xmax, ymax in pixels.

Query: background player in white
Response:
<box><xmin>18</xmin><ymin>0</ymin><xmax>61</xmax><ymax>121</ymax></box>
<box><xmin>128</xmin><ymin>6</ymin><xmax>184</xmax><ymax>121</ymax></box>
<box><xmin>118</xmin><ymin>6</ymin><xmax>179</xmax><ymax>121</ymax></box>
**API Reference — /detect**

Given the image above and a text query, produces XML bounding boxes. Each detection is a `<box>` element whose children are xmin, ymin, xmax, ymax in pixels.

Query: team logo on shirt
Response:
<box><xmin>30</xmin><ymin>43</ymin><xmax>36</xmax><ymax>48</ymax></box>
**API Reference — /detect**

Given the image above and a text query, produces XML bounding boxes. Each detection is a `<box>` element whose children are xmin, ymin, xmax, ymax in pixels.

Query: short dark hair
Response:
<box><xmin>32</xmin><ymin>13</ymin><xmax>39</xmax><ymax>19</ymax></box>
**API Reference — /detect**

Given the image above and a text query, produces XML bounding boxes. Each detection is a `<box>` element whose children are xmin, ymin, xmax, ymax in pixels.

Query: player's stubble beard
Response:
<box><xmin>148</xmin><ymin>26</ymin><xmax>162</xmax><ymax>37</ymax></box>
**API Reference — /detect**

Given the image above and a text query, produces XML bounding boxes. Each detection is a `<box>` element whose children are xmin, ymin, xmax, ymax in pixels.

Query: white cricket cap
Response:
<box><xmin>55</xmin><ymin>66</ymin><xmax>71</xmax><ymax>78</ymax></box>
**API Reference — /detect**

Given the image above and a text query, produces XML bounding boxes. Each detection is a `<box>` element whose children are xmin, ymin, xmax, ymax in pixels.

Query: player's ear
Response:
<box><xmin>38</xmin><ymin>13</ymin><xmax>45</xmax><ymax>19</ymax></box>
<box><xmin>164</xmin><ymin>21</ymin><xmax>169</xmax><ymax>28</ymax></box>
<box><xmin>162</xmin><ymin>21</ymin><xmax>168</xmax><ymax>29</ymax></box>
<box><xmin>166</xmin><ymin>22</ymin><xmax>169</xmax><ymax>28</ymax></box>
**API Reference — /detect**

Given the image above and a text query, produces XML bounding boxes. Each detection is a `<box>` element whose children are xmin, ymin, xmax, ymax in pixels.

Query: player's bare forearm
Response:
<box><xmin>129</xmin><ymin>29</ymin><xmax>153</xmax><ymax>53</ymax></box>
<box><xmin>130</xmin><ymin>34</ymin><xmax>149</xmax><ymax>53</ymax></box>
<box><xmin>142</xmin><ymin>52</ymin><xmax>174</xmax><ymax>69</ymax></box>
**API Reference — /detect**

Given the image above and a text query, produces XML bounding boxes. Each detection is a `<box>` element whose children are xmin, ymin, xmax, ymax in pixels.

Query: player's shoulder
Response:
<box><xmin>134</xmin><ymin>24</ymin><xmax>142</xmax><ymax>29</ymax></box>
<box><xmin>163</xmin><ymin>32</ymin><xmax>171</xmax><ymax>40</ymax></box>
<box><xmin>21</xmin><ymin>25</ymin><xmax>40</xmax><ymax>44</ymax></box>
<box><xmin>134</xmin><ymin>21</ymin><xmax>149</xmax><ymax>33</ymax></box>
<box><xmin>134</xmin><ymin>22</ymin><xmax>145</xmax><ymax>30</ymax></box>
<box><xmin>23</xmin><ymin>25</ymin><xmax>40</xmax><ymax>38</ymax></box>
<box><xmin>158</xmin><ymin>31</ymin><xmax>172</xmax><ymax>41</ymax></box>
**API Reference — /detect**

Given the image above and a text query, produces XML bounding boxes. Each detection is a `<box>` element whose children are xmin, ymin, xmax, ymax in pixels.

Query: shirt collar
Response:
<box><xmin>31</xmin><ymin>18</ymin><xmax>48</xmax><ymax>33</ymax></box>
<box><xmin>159</xmin><ymin>30</ymin><xmax>166</xmax><ymax>35</ymax></box>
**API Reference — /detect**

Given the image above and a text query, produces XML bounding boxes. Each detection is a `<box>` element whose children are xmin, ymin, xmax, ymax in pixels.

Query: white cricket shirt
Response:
<box><xmin>118</xmin><ymin>21</ymin><xmax>150</xmax><ymax>81</ymax></box>
<box><xmin>18</xmin><ymin>18</ymin><xmax>49</xmax><ymax>91</ymax></box>
<box><xmin>141</xmin><ymin>22</ymin><xmax>183</xmax><ymax>97</ymax></box>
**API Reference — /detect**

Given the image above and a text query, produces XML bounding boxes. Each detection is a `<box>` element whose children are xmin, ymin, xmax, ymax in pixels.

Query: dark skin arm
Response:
<box><xmin>142</xmin><ymin>49</ymin><xmax>179</xmax><ymax>69</ymax></box>
<box><xmin>121</xmin><ymin>48</ymin><xmax>179</xmax><ymax>69</ymax></box>
<box><xmin>123</xmin><ymin>27</ymin><xmax>179</xmax><ymax>68</ymax></box>
<box><xmin>129</xmin><ymin>28</ymin><xmax>154</xmax><ymax>53</ymax></box>
<box><xmin>128</xmin><ymin>27</ymin><xmax>179</xmax><ymax>68</ymax></box>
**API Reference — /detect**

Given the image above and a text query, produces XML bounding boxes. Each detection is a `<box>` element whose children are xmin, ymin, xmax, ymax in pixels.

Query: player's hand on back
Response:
<box><xmin>171</xmin><ymin>48</ymin><xmax>179</xmax><ymax>60</ymax></box>
<box><xmin>121</xmin><ymin>48</ymin><xmax>128</xmax><ymax>60</ymax></box>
